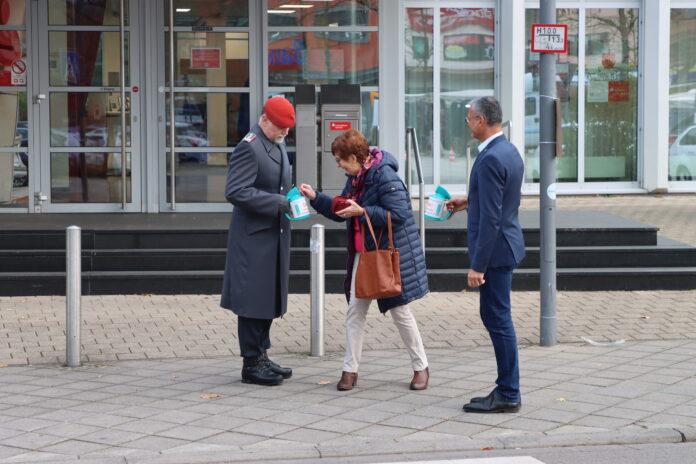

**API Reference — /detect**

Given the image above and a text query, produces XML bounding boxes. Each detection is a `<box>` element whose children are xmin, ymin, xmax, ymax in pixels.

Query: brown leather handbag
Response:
<box><xmin>355</xmin><ymin>210</ymin><xmax>402</xmax><ymax>299</ymax></box>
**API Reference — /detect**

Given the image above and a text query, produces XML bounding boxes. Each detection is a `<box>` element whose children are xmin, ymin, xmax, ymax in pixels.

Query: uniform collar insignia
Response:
<box><xmin>243</xmin><ymin>132</ymin><xmax>257</xmax><ymax>143</ymax></box>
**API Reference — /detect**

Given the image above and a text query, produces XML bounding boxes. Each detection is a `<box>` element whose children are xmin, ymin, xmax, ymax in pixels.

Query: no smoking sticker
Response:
<box><xmin>11</xmin><ymin>59</ymin><xmax>26</xmax><ymax>85</ymax></box>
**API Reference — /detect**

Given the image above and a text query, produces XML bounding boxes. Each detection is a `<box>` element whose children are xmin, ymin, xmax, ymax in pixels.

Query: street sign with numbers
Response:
<box><xmin>531</xmin><ymin>24</ymin><xmax>568</xmax><ymax>53</ymax></box>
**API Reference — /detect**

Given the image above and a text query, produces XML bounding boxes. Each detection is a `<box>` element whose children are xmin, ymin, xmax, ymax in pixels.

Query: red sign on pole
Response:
<box><xmin>531</xmin><ymin>24</ymin><xmax>568</xmax><ymax>53</ymax></box>
<box><xmin>190</xmin><ymin>48</ymin><xmax>221</xmax><ymax>69</ymax></box>
<box><xmin>330</xmin><ymin>121</ymin><xmax>351</xmax><ymax>131</ymax></box>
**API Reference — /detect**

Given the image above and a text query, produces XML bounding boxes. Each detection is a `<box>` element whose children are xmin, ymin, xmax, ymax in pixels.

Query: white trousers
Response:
<box><xmin>343</xmin><ymin>253</ymin><xmax>429</xmax><ymax>373</ymax></box>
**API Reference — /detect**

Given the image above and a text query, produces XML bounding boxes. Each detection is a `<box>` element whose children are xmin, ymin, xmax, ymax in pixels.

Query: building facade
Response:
<box><xmin>0</xmin><ymin>0</ymin><xmax>694</xmax><ymax>214</ymax></box>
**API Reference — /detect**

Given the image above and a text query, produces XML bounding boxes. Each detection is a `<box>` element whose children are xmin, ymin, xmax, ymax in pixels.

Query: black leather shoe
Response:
<box><xmin>470</xmin><ymin>391</ymin><xmax>495</xmax><ymax>404</ymax></box>
<box><xmin>463</xmin><ymin>394</ymin><xmax>520</xmax><ymax>413</ymax></box>
<box><xmin>262</xmin><ymin>352</ymin><xmax>292</xmax><ymax>379</ymax></box>
<box><xmin>241</xmin><ymin>357</ymin><xmax>284</xmax><ymax>386</ymax></box>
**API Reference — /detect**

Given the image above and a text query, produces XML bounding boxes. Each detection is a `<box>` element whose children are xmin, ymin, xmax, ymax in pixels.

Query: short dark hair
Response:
<box><xmin>470</xmin><ymin>96</ymin><xmax>502</xmax><ymax>126</ymax></box>
<box><xmin>331</xmin><ymin>129</ymin><xmax>370</xmax><ymax>164</ymax></box>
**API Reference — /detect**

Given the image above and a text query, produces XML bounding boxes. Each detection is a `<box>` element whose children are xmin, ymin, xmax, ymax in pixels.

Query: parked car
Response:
<box><xmin>525</xmin><ymin>93</ymin><xmax>539</xmax><ymax>150</ymax></box>
<box><xmin>13</xmin><ymin>153</ymin><xmax>28</xmax><ymax>187</ymax></box>
<box><xmin>176</xmin><ymin>132</ymin><xmax>209</xmax><ymax>165</ymax></box>
<box><xmin>669</xmin><ymin>125</ymin><xmax>696</xmax><ymax>181</ymax></box>
<box><xmin>14</xmin><ymin>121</ymin><xmax>28</xmax><ymax>147</ymax></box>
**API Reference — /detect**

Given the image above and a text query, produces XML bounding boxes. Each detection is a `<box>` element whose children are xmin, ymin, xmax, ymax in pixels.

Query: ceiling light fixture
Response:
<box><xmin>268</xmin><ymin>9</ymin><xmax>295</xmax><ymax>14</ymax></box>
<box><xmin>280</xmin><ymin>4</ymin><xmax>315</xmax><ymax>8</ymax></box>
<box><xmin>175</xmin><ymin>8</ymin><xmax>191</xmax><ymax>12</ymax></box>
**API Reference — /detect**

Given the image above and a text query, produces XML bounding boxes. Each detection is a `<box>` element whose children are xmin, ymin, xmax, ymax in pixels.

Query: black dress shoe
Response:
<box><xmin>241</xmin><ymin>356</ymin><xmax>284</xmax><ymax>386</ymax></box>
<box><xmin>463</xmin><ymin>394</ymin><xmax>520</xmax><ymax>413</ymax></box>
<box><xmin>261</xmin><ymin>352</ymin><xmax>292</xmax><ymax>379</ymax></box>
<box><xmin>470</xmin><ymin>391</ymin><xmax>495</xmax><ymax>404</ymax></box>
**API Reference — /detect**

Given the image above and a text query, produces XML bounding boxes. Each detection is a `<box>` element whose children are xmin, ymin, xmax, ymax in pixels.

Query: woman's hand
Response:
<box><xmin>299</xmin><ymin>184</ymin><xmax>316</xmax><ymax>201</ymax></box>
<box><xmin>336</xmin><ymin>199</ymin><xmax>364</xmax><ymax>218</ymax></box>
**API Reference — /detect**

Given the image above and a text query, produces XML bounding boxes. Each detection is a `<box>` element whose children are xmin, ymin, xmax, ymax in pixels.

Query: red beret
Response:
<box><xmin>264</xmin><ymin>97</ymin><xmax>295</xmax><ymax>128</ymax></box>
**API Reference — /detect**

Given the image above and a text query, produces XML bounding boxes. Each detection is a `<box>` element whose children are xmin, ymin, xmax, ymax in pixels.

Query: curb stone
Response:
<box><xmin>17</xmin><ymin>426</ymin><xmax>692</xmax><ymax>464</ymax></box>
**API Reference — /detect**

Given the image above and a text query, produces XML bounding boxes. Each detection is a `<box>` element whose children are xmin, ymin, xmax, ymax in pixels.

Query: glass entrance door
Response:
<box><xmin>36</xmin><ymin>0</ymin><xmax>141</xmax><ymax>212</ymax></box>
<box><xmin>158</xmin><ymin>1</ymin><xmax>251</xmax><ymax>212</ymax></box>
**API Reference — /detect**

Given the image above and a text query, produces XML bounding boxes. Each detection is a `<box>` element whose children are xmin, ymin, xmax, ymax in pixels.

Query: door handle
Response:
<box><xmin>34</xmin><ymin>94</ymin><xmax>46</xmax><ymax>104</ymax></box>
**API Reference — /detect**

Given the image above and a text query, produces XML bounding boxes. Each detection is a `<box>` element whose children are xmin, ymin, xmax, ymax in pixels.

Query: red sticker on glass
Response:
<box><xmin>132</xmin><ymin>86</ymin><xmax>139</xmax><ymax>93</ymax></box>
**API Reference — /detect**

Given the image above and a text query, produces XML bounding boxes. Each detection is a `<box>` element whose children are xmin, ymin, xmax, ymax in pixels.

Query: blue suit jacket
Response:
<box><xmin>467</xmin><ymin>135</ymin><xmax>525</xmax><ymax>272</ymax></box>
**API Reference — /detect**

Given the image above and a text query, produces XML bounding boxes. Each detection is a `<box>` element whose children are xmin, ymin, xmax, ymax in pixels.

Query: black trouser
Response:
<box><xmin>238</xmin><ymin>316</ymin><xmax>273</xmax><ymax>358</ymax></box>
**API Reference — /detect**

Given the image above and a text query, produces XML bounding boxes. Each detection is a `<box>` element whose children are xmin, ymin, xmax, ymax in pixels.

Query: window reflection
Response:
<box><xmin>405</xmin><ymin>8</ymin><xmax>434</xmax><ymax>184</ymax></box>
<box><xmin>50</xmin><ymin>152</ymin><xmax>131</xmax><ymax>203</ymax></box>
<box><xmin>669</xmin><ymin>9</ymin><xmax>696</xmax><ymax>182</ymax></box>
<box><xmin>48</xmin><ymin>0</ymin><xmax>129</xmax><ymax>26</ymax></box>
<box><xmin>0</xmin><ymin>0</ymin><xmax>25</xmax><ymax>26</ymax></box>
<box><xmin>50</xmin><ymin>92</ymin><xmax>131</xmax><ymax>147</ymax></box>
<box><xmin>584</xmin><ymin>8</ymin><xmax>638</xmax><ymax>182</ymax></box>
<box><xmin>170</xmin><ymin>0</ymin><xmax>248</xmax><ymax>27</ymax></box>
<box><xmin>440</xmin><ymin>8</ymin><xmax>495</xmax><ymax>185</ymax></box>
<box><xmin>267</xmin><ymin>0</ymin><xmax>377</xmax><ymax>27</ymax></box>
<box><xmin>165</xmin><ymin>93</ymin><xmax>250</xmax><ymax>148</ymax></box>
<box><xmin>49</xmin><ymin>32</ymin><xmax>130</xmax><ymax>87</ymax></box>
<box><xmin>166</xmin><ymin>152</ymin><xmax>229</xmax><ymax>203</ymax></box>
<box><xmin>0</xmin><ymin>153</ymin><xmax>28</xmax><ymax>208</ymax></box>
<box><xmin>166</xmin><ymin>32</ymin><xmax>249</xmax><ymax>87</ymax></box>
<box><xmin>268</xmin><ymin>31</ymin><xmax>378</xmax><ymax>86</ymax></box>
<box><xmin>0</xmin><ymin>91</ymin><xmax>28</xmax><ymax>148</ymax></box>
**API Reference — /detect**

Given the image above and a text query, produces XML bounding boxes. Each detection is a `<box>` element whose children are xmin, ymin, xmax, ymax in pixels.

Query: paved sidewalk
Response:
<box><xmin>1</xmin><ymin>340</ymin><xmax>696</xmax><ymax>463</ymax></box>
<box><xmin>2</xmin><ymin>290</ymin><xmax>696</xmax><ymax>366</ymax></box>
<box><xmin>1</xmin><ymin>194</ymin><xmax>695</xmax><ymax>462</ymax></box>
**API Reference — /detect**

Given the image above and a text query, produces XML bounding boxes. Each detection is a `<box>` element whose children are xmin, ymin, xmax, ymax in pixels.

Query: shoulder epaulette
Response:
<box><xmin>243</xmin><ymin>132</ymin><xmax>257</xmax><ymax>143</ymax></box>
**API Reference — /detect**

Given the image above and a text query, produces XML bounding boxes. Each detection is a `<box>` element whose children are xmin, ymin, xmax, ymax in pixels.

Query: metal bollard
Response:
<box><xmin>65</xmin><ymin>226</ymin><xmax>82</xmax><ymax>367</ymax></box>
<box><xmin>310</xmin><ymin>224</ymin><xmax>325</xmax><ymax>356</ymax></box>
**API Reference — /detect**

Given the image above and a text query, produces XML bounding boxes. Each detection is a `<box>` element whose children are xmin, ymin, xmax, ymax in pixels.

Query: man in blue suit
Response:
<box><xmin>446</xmin><ymin>97</ymin><xmax>525</xmax><ymax>413</ymax></box>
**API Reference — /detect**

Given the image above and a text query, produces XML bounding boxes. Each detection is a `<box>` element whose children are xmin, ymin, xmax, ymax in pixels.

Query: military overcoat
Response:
<box><xmin>220</xmin><ymin>124</ymin><xmax>292</xmax><ymax>319</ymax></box>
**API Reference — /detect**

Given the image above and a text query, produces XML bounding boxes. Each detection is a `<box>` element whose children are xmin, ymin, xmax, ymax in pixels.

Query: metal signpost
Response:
<box><xmin>533</xmin><ymin>1</ymin><xmax>566</xmax><ymax>346</ymax></box>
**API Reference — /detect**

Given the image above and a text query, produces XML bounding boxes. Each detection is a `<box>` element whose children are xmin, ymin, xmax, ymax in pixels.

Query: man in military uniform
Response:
<box><xmin>221</xmin><ymin>97</ymin><xmax>295</xmax><ymax>386</ymax></box>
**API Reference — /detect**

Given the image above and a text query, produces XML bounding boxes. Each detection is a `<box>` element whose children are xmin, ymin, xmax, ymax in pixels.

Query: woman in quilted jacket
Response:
<box><xmin>300</xmin><ymin>129</ymin><xmax>430</xmax><ymax>391</ymax></box>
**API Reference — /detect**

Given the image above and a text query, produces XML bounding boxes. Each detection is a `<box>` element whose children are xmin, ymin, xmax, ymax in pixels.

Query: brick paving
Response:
<box><xmin>1</xmin><ymin>290</ymin><xmax>696</xmax><ymax>366</ymax></box>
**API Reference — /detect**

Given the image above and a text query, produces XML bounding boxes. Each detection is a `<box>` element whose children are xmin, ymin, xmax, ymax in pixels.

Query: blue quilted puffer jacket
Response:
<box><xmin>310</xmin><ymin>150</ymin><xmax>429</xmax><ymax>312</ymax></box>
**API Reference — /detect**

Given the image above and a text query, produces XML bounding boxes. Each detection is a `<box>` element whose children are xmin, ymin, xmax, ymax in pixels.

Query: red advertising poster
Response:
<box><xmin>190</xmin><ymin>48</ymin><xmax>221</xmax><ymax>69</ymax></box>
<box><xmin>608</xmin><ymin>81</ymin><xmax>629</xmax><ymax>102</ymax></box>
<box><xmin>330</xmin><ymin>121</ymin><xmax>351</xmax><ymax>131</ymax></box>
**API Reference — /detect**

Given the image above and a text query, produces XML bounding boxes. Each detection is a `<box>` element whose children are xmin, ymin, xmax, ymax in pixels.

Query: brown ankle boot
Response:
<box><xmin>337</xmin><ymin>371</ymin><xmax>358</xmax><ymax>391</ymax></box>
<box><xmin>410</xmin><ymin>367</ymin><xmax>429</xmax><ymax>390</ymax></box>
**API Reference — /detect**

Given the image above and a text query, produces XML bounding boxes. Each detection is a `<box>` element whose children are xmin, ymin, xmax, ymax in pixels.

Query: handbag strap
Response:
<box><xmin>361</xmin><ymin>210</ymin><xmax>394</xmax><ymax>252</ymax></box>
